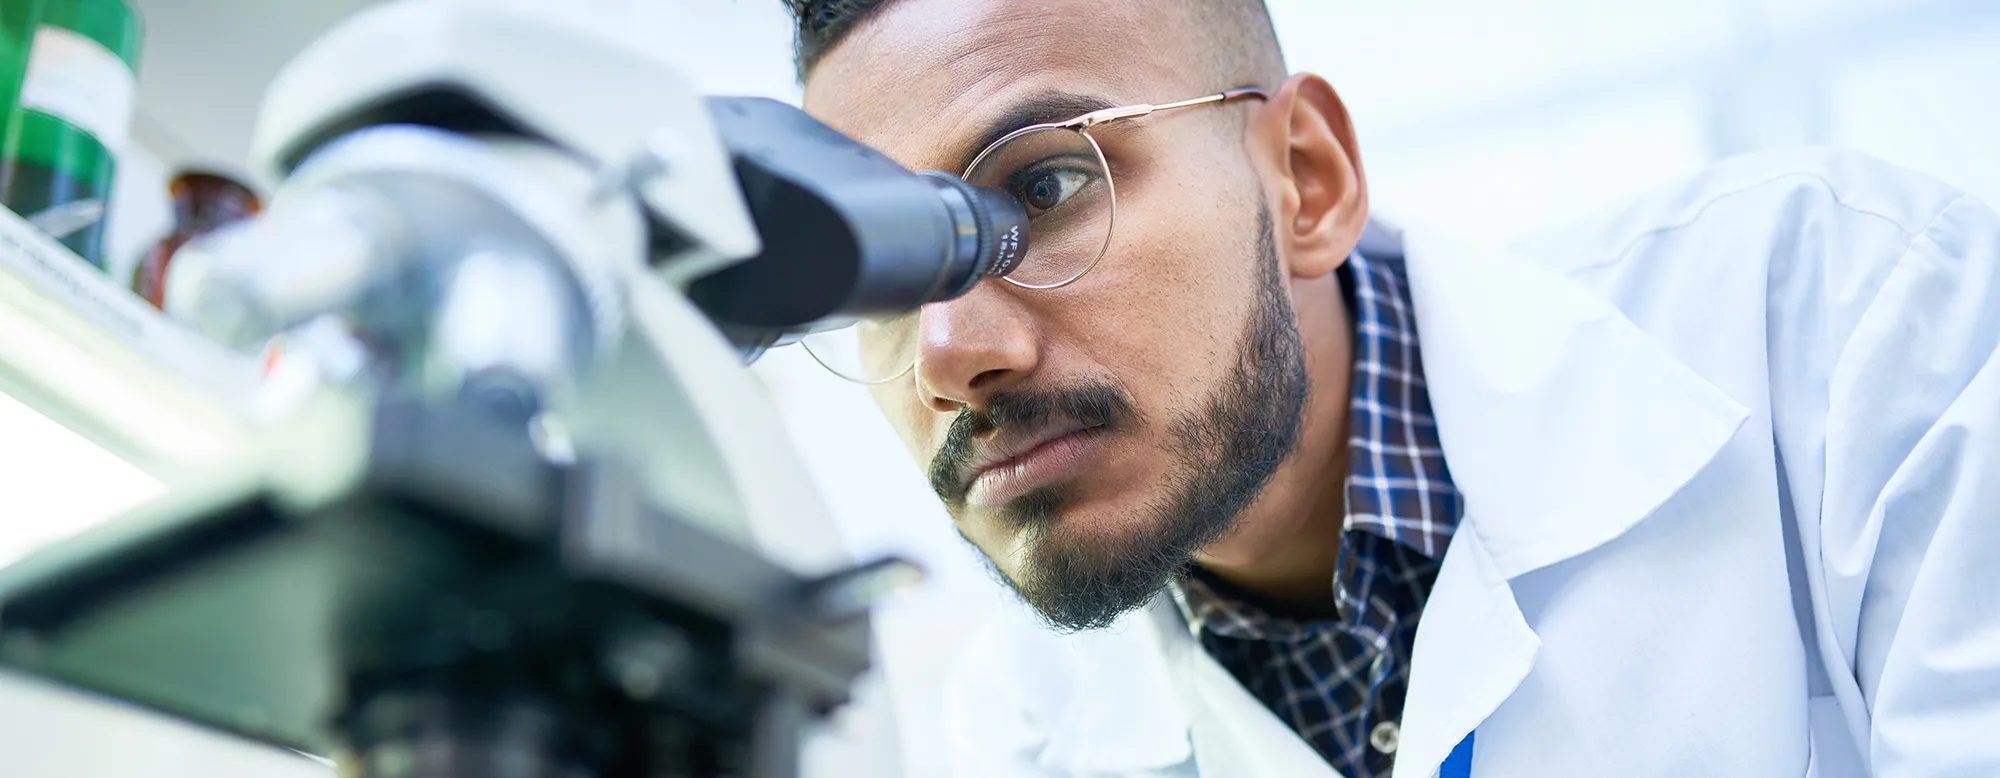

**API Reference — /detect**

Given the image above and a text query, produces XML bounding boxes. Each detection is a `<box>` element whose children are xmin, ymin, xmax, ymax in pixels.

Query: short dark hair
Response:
<box><xmin>783</xmin><ymin>0</ymin><xmax>1286</xmax><ymax>85</ymax></box>
<box><xmin>785</xmin><ymin>0</ymin><xmax>891</xmax><ymax>78</ymax></box>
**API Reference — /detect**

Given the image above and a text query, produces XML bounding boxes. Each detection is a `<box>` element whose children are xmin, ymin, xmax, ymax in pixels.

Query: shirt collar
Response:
<box><xmin>1339</xmin><ymin>250</ymin><xmax>1460</xmax><ymax>556</ymax></box>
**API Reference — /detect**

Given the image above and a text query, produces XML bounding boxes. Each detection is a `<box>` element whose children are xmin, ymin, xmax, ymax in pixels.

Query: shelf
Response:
<box><xmin>0</xmin><ymin>205</ymin><xmax>255</xmax><ymax>483</ymax></box>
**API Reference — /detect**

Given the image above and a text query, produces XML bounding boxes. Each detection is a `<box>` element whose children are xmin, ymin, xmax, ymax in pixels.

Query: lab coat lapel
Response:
<box><xmin>1035</xmin><ymin>595</ymin><xmax>1342</xmax><ymax>776</ymax></box>
<box><xmin>1391</xmin><ymin>522</ymin><xmax>1539</xmax><ymax>777</ymax></box>
<box><xmin>1396</xmin><ymin>222</ymin><xmax>1751</xmax><ymax>578</ymax></box>
<box><xmin>1380</xmin><ymin>220</ymin><xmax>1751</xmax><ymax>777</ymax></box>
<box><xmin>1034</xmin><ymin>600</ymin><xmax>1196</xmax><ymax>773</ymax></box>
<box><xmin>1152</xmin><ymin>597</ymin><xmax>1346</xmax><ymax>778</ymax></box>
<box><xmin>1185</xmin><ymin>648</ymin><xmax>1348</xmax><ymax>777</ymax></box>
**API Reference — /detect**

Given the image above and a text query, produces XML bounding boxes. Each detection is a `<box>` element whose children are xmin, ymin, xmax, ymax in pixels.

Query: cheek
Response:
<box><xmin>870</xmin><ymin>385</ymin><xmax>937</xmax><ymax>464</ymax></box>
<box><xmin>1036</xmin><ymin>176</ymin><xmax>1262</xmax><ymax>405</ymax></box>
<box><xmin>960</xmin><ymin>516</ymin><xmax>1027</xmax><ymax>574</ymax></box>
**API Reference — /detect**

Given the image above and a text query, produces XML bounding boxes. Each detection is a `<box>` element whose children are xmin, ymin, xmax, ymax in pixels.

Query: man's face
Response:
<box><xmin>806</xmin><ymin>0</ymin><xmax>1315</xmax><ymax>630</ymax></box>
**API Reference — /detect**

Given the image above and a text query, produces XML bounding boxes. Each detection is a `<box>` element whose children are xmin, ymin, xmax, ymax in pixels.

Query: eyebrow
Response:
<box><xmin>952</xmin><ymin>91</ymin><xmax>1119</xmax><ymax>173</ymax></box>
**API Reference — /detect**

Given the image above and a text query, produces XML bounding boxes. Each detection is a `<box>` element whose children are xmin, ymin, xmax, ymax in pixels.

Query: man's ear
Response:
<box><xmin>1245</xmin><ymin>73</ymin><xmax>1368</xmax><ymax>280</ymax></box>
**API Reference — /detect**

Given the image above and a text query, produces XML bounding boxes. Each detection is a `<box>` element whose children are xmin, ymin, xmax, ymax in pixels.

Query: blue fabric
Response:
<box><xmin>1440</xmin><ymin>732</ymin><xmax>1476</xmax><ymax>778</ymax></box>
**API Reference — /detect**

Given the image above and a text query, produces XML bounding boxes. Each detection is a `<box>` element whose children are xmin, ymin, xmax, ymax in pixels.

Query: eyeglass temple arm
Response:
<box><xmin>1068</xmin><ymin>87</ymin><xmax>1270</xmax><ymax>129</ymax></box>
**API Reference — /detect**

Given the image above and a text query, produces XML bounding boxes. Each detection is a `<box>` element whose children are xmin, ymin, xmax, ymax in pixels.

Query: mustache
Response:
<box><xmin>927</xmin><ymin>383</ymin><xmax>1138</xmax><ymax>504</ymax></box>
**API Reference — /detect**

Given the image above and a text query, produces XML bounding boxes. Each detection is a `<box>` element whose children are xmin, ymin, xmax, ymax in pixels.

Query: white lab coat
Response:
<box><xmin>940</xmin><ymin>148</ymin><xmax>2000</xmax><ymax>778</ymax></box>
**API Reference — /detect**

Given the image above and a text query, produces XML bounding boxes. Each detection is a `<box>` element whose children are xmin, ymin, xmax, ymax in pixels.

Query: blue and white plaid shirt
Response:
<box><xmin>1170</xmin><ymin>250</ymin><xmax>1461</xmax><ymax>778</ymax></box>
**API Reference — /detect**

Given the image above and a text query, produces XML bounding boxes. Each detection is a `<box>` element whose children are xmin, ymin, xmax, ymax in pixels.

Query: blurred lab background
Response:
<box><xmin>0</xmin><ymin>0</ymin><xmax>1994</xmax><ymax>775</ymax></box>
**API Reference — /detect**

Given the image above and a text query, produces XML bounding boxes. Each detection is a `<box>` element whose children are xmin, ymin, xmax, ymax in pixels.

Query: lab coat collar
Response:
<box><xmin>1388</xmin><ymin>216</ymin><xmax>1750</xmax><ymax>579</ymax></box>
<box><xmin>1383</xmin><ymin>215</ymin><xmax>1750</xmax><ymax>777</ymax></box>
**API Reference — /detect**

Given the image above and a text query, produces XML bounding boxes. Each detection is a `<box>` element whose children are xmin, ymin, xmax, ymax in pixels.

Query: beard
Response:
<box><xmin>927</xmin><ymin>215</ymin><xmax>1311</xmax><ymax>632</ymax></box>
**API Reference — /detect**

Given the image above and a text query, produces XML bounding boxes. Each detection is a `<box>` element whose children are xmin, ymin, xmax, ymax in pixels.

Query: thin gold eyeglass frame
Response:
<box><xmin>968</xmin><ymin>86</ymin><xmax>1269</xmax><ymax>292</ymax></box>
<box><xmin>813</xmin><ymin>86</ymin><xmax>1270</xmax><ymax>384</ymax></box>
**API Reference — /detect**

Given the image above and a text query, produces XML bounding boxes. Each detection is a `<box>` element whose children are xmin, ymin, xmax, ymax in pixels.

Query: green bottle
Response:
<box><xmin>0</xmin><ymin>2</ymin><xmax>42</xmax><ymax>173</ymax></box>
<box><xmin>0</xmin><ymin>0</ymin><xmax>140</xmax><ymax>271</ymax></box>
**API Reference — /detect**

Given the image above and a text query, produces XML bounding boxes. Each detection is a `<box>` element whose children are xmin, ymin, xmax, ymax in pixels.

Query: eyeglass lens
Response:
<box><xmin>802</xmin><ymin>127</ymin><xmax>1115</xmax><ymax>383</ymax></box>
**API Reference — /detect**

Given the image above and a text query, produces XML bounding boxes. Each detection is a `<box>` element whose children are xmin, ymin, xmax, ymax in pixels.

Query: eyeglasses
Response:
<box><xmin>802</xmin><ymin>86</ymin><xmax>1269</xmax><ymax>384</ymax></box>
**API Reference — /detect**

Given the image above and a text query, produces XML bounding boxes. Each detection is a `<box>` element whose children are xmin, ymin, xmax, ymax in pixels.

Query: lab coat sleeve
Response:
<box><xmin>1813</xmin><ymin>191</ymin><xmax>2000</xmax><ymax>776</ymax></box>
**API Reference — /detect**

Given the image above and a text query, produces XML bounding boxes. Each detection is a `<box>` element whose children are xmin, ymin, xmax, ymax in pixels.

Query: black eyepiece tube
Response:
<box><xmin>916</xmin><ymin>171</ymin><xmax>1027</xmax><ymax>296</ymax></box>
<box><xmin>687</xmin><ymin>97</ymin><xmax>1027</xmax><ymax>352</ymax></box>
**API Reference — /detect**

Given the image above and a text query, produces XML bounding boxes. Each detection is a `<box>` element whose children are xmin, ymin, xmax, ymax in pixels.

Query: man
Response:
<box><xmin>782</xmin><ymin>1</ymin><xmax>2000</xmax><ymax>776</ymax></box>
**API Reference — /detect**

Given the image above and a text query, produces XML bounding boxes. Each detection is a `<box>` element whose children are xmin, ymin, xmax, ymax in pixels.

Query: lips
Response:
<box><xmin>957</xmin><ymin>417</ymin><xmax>1109</xmax><ymax>506</ymax></box>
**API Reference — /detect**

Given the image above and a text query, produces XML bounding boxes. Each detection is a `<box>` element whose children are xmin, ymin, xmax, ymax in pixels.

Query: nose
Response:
<box><xmin>912</xmin><ymin>283</ymin><xmax>1039</xmax><ymax>412</ymax></box>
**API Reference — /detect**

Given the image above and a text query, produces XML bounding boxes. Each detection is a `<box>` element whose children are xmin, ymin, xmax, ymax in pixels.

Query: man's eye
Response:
<box><xmin>1010</xmin><ymin>165</ymin><xmax>1094</xmax><ymax>215</ymax></box>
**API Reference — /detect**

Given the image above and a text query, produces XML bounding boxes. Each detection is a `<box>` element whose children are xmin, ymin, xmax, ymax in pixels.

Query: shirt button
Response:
<box><xmin>1370</xmin><ymin>721</ymin><xmax>1401</xmax><ymax>755</ymax></box>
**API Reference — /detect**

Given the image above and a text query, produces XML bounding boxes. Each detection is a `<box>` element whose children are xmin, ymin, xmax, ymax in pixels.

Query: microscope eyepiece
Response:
<box><xmin>687</xmin><ymin>97</ymin><xmax>1031</xmax><ymax>353</ymax></box>
<box><xmin>916</xmin><ymin>170</ymin><xmax>1028</xmax><ymax>299</ymax></box>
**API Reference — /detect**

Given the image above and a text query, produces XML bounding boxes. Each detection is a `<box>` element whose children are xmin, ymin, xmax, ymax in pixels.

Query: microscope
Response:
<box><xmin>0</xmin><ymin>2</ymin><xmax>1027</xmax><ymax>777</ymax></box>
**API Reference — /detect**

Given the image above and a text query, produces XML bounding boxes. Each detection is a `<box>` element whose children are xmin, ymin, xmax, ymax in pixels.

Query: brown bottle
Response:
<box><xmin>132</xmin><ymin>171</ymin><xmax>261</xmax><ymax>309</ymax></box>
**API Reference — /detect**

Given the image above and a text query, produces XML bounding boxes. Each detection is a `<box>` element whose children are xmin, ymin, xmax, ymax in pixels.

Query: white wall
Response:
<box><xmin>1281</xmin><ymin>0</ymin><xmax>2000</xmax><ymax>241</ymax></box>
